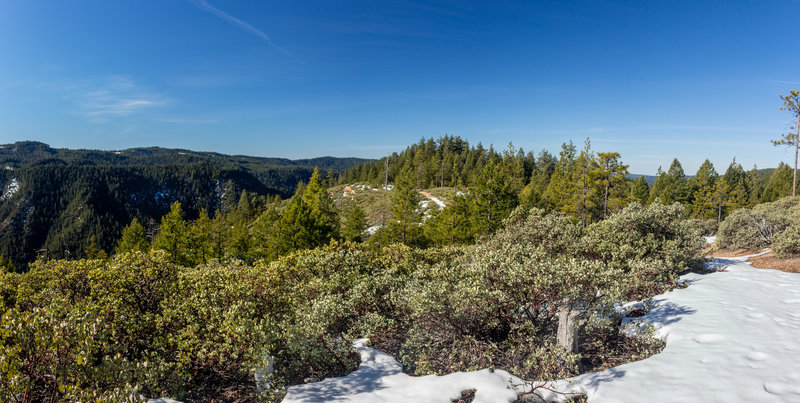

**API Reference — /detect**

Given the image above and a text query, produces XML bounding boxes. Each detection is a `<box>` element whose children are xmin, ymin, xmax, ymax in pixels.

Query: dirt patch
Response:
<box><xmin>707</xmin><ymin>245</ymin><xmax>760</xmax><ymax>258</ymax></box>
<box><xmin>748</xmin><ymin>251</ymin><xmax>800</xmax><ymax>273</ymax></box>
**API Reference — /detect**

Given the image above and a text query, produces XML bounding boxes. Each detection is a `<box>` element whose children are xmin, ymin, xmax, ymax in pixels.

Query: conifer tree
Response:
<box><xmin>250</xmin><ymin>207</ymin><xmax>280</xmax><ymax>259</ymax></box>
<box><xmin>746</xmin><ymin>165</ymin><xmax>763</xmax><ymax>206</ymax></box>
<box><xmin>303</xmin><ymin>167</ymin><xmax>340</xmax><ymax>245</ymax></box>
<box><xmin>723</xmin><ymin>158</ymin><xmax>750</xmax><ymax>209</ymax></box>
<box><xmin>341</xmin><ymin>203</ymin><xmax>368</xmax><ymax>242</ymax></box>
<box><xmin>425</xmin><ymin>192</ymin><xmax>473</xmax><ymax>245</ymax></box>
<box><xmin>631</xmin><ymin>176</ymin><xmax>650</xmax><ymax>203</ymax></box>
<box><xmin>649</xmin><ymin>159</ymin><xmax>690</xmax><ymax>205</ymax></box>
<box><xmin>690</xmin><ymin>160</ymin><xmax>718</xmax><ymax>219</ymax></box>
<box><xmin>390</xmin><ymin>165</ymin><xmax>421</xmax><ymax>244</ymax></box>
<box><xmin>115</xmin><ymin>217</ymin><xmax>150</xmax><ymax>254</ymax></box>
<box><xmin>84</xmin><ymin>235</ymin><xmax>107</xmax><ymax>260</ymax></box>
<box><xmin>544</xmin><ymin>141</ymin><xmax>577</xmax><ymax>210</ymax></box>
<box><xmin>273</xmin><ymin>182</ymin><xmax>315</xmax><ymax>256</ymax></box>
<box><xmin>570</xmin><ymin>139</ymin><xmax>601</xmax><ymax>226</ymax></box>
<box><xmin>762</xmin><ymin>162</ymin><xmax>793</xmax><ymax>202</ymax></box>
<box><xmin>153</xmin><ymin>201</ymin><xmax>189</xmax><ymax>265</ymax></box>
<box><xmin>188</xmin><ymin>209</ymin><xmax>213</xmax><ymax>265</ymax></box>
<box><xmin>711</xmin><ymin>180</ymin><xmax>732</xmax><ymax>224</ymax></box>
<box><xmin>472</xmin><ymin>152</ymin><xmax>523</xmax><ymax>235</ymax></box>
<box><xmin>594</xmin><ymin>151</ymin><xmax>630</xmax><ymax>219</ymax></box>
<box><xmin>209</xmin><ymin>212</ymin><xmax>229</xmax><ymax>260</ymax></box>
<box><xmin>519</xmin><ymin>150</ymin><xmax>555</xmax><ymax>209</ymax></box>
<box><xmin>773</xmin><ymin>90</ymin><xmax>800</xmax><ymax>197</ymax></box>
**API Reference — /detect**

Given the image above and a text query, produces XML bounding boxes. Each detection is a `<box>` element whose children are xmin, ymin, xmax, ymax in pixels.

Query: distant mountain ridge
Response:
<box><xmin>0</xmin><ymin>141</ymin><xmax>373</xmax><ymax>268</ymax></box>
<box><xmin>0</xmin><ymin>141</ymin><xmax>370</xmax><ymax>172</ymax></box>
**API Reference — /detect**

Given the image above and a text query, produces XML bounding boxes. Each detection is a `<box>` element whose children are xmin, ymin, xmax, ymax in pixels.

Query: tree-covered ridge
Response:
<box><xmin>0</xmin><ymin>142</ymin><xmax>369</xmax><ymax>269</ymax></box>
<box><xmin>0</xmin><ymin>136</ymin><xmax>793</xmax><ymax>270</ymax></box>
<box><xmin>0</xmin><ymin>141</ymin><xmax>372</xmax><ymax>173</ymax></box>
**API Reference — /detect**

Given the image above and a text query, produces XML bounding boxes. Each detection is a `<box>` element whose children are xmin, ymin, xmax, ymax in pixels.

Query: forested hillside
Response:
<box><xmin>0</xmin><ymin>141</ymin><xmax>370</xmax><ymax>268</ymax></box>
<box><xmin>1</xmin><ymin>137</ymin><xmax>792</xmax><ymax>270</ymax></box>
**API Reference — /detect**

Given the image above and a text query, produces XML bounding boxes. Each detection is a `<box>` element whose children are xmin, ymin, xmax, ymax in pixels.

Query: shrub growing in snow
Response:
<box><xmin>717</xmin><ymin>208</ymin><xmax>767</xmax><ymax>250</ymax></box>
<box><xmin>584</xmin><ymin>202</ymin><xmax>705</xmax><ymax>297</ymax></box>
<box><xmin>684</xmin><ymin>218</ymin><xmax>717</xmax><ymax>237</ymax></box>
<box><xmin>773</xmin><ymin>224</ymin><xmax>800</xmax><ymax>257</ymax></box>
<box><xmin>0</xmin><ymin>204</ymin><xmax>706</xmax><ymax>400</ymax></box>
<box><xmin>717</xmin><ymin>197</ymin><xmax>800</xmax><ymax>250</ymax></box>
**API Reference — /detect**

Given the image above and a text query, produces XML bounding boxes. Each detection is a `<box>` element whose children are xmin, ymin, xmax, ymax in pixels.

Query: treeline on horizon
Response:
<box><xmin>2</xmin><ymin>134</ymin><xmax>790</xmax><ymax>272</ymax></box>
<box><xmin>339</xmin><ymin>135</ymin><xmax>792</xmax><ymax>221</ymax></box>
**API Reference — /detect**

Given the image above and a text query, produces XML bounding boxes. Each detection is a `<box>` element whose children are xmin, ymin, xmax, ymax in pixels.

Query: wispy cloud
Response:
<box><xmin>189</xmin><ymin>0</ymin><xmax>304</xmax><ymax>63</ymax></box>
<box><xmin>33</xmin><ymin>75</ymin><xmax>168</xmax><ymax>120</ymax></box>
<box><xmin>67</xmin><ymin>76</ymin><xmax>167</xmax><ymax>119</ymax></box>
<box><xmin>769</xmin><ymin>80</ymin><xmax>800</xmax><ymax>86</ymax></box>
<box><xmin>156</xmin><ymin>117</ymin><xmax>219</xmax><ymax>124</ymax></box>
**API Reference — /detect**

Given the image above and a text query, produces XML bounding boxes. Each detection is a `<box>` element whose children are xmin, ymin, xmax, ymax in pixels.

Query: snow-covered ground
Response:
<box><xmin>1</xmin><ymin>178</ymin><xmax>19</xmax><ymax>200</ymax></box>
<box><xmin>283</xmin><ymin>254</ymin><xmax>800</xmax><ymax>402</ymax></box>
<box><xmin>283</xmin><ymin>339</ymin><xmax>521</xmax><ymax>403</ymax></box>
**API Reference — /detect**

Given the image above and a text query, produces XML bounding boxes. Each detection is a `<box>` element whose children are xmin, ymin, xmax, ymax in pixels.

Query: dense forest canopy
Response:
<box><xmin>0</xmin><ymin>141</ymin><xmax>370</xmax><ymax>268</ymax></box>
<box><xmin>0</xmin><ymin>137</ymin><xmax>792</xmax><ymax>270</ymax></box>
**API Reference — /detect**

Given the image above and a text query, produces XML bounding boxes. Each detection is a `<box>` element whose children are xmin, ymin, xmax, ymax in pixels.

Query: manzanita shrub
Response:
<box><xmin>717</xmin><ymin>196</ymin><xmax>800</xmax><ymax>251</ymax></box>
<box><xmin>0</xmin><ymin>203</ymin><xmax>704</xmax><ymax>401</ymax></box>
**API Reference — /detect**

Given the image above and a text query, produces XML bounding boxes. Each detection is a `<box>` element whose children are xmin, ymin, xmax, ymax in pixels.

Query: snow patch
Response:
<box><xmin>2</xmin><ymin>178</ymin><xmax>19</xmax><ymax>200</ymax></box>
<box><xmin>283</xmin><ymin>339</ymin><xmax>523</xmax><ymax>403</ymax></box>
<box><xmin>4</xmin><ymin>165</ymin><xmax>14</xmax><ymax>171</ymax></box>
<box><xmin>283</xmin><ymin>257</ymin><xmax>800</xmax><ymax>402</ymax></box>
<box><xmin>705</xmin><ymin>236</ymin><xmax>716</xmax><ymax>244</ymax></box>
<box><xmin>365</xmin><ymin>225</ymin><xmax>382</xmax><ymax>236</ymax></box>
<box><xmin>425</xmin><ymin>195</ymin><xmax>445</xmax><ymax>209</ymax></box>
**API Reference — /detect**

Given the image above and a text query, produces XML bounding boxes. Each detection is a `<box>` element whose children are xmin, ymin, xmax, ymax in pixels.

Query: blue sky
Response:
<box><xmin>1</xmin><ymin>0</ymin><xmax>799</xmax><ymax>174</ymax></box>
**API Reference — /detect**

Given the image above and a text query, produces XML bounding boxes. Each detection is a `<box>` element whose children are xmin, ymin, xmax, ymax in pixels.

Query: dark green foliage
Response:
<box><xmin>388</xmin><ymin>166</ymin><xmax>423</xmax><ymax>244</ymax></box>
<box><xmin>0</xmin><ymin>141</ymin><xmax>366</xmax><ymax>269</ymax></box>
<box><xmin>341</xmin><ymin>203</ymin><xmax>368</xmax><ymax>242</ymax></box>
<box><xmin>116</xmin><ymin>217</ymin><xmax>150</xmax><ymax>254</ymax></box>
<box><xmin>631</xmin><ymin>176</ymin><xmax>650</xmax><ymax>203</ymax></box>
<box><xmin>648</xmin><ymin>159</ymin><xmax>691</xmax><ymax>205</ymax></box>
<box><xmin>471</xmin><ymin>153</ymin><xmax>523</xmax><ymax>235</ymax></box>
<box><xmin>762</xmin><ymin>162</ymin><xmax>793</xmax><ymax>202</ymax></box>
<box><xmin>0</xmin><ymin>198</ymin><xmax>705</xmax><ymax>401</ymax></box>
<box><xmin>424</xmin><ymin>193</ymin><xmax>474</xmax><ymax>246</ymax></box>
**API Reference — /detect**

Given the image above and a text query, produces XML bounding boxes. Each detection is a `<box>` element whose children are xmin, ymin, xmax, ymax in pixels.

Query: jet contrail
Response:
<box><xmin>190</xmin><ymin>0</ymin><xmax>304</xmax><ymax>63</ymax></box>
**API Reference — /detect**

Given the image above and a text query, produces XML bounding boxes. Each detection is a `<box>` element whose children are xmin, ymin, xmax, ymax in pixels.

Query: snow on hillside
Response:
<box><xmin>283</xmin><ymin>255</ymin><xmax>800</xmax><ymax>402</ymax></box>
<box><xmin>1</xmin><ymin>178</ymin><xmax>19</xmax><ymax>200</ymax></box>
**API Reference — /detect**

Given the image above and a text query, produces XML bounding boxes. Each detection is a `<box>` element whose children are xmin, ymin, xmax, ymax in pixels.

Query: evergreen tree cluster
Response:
<box><xmin>122</xmin><ymin>168</ymin><xmax>340</xmax><ymax>266</ymax></box>
<box><xmin>0</xmin><ymin>142</ymin><xmax>368</xmax><ymax>269</ymax></box>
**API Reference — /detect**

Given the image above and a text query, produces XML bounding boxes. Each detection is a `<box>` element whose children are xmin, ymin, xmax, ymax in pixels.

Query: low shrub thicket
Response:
<box><xmin>773</xmin><ymin>225</ymin><xmax>800</xmax><ymax>258</ymax></box>
<box><xmin>684</xmin><ymin>218</ymin><xmax>717</xmax><ymax>237</ymax></box>
<box><xmin>717</xmin><ymin>196</ymin><xmax>800</xmax><ymax>251</ymax></box>
<box><xmin>0</xmin><ymin>203</ymin><xmax>704</xmax><ymax>401</ymax></box>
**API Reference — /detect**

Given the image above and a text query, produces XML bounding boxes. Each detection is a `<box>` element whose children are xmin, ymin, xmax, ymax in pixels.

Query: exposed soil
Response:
<box><xmin>708</xmin><ymin>242</ymin><xmax>800</xmax><ymax>274</ymax></box>
<box><xmin>704</xmin><ymin>241</ymin><xmax>761</xmax><ymax>258</ymax></box>
<box><xmin>748</xmin><ymin>251</ymin><xmax>800</xmax><ymax>273</ymax></box>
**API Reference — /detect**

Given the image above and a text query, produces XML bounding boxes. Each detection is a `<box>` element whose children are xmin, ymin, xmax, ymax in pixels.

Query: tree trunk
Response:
<box><xmin>795</xmin><ymin>115</ymin><xmax>799</xmax><ymax>197</ymax></box>
<box><xmin>557</xmin><ymin>305</ymin><xmax>580</xmax><ymax>353</ymax></box>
